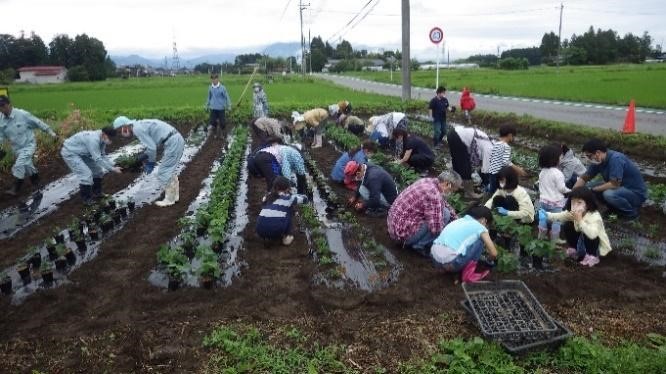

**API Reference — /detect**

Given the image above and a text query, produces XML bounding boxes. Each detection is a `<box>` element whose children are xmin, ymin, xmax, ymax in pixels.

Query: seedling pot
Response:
<box><xmin>112</xmin><ymin>212</ymin><xmax>121</xmax><ymax>225</ymax></box>
<box><xmin>17</xmin><ymin>263</ymin><xmax>30</xmax><ymax>281</ymax></box>
<box><xmin>42</xmin><ymin>269</ymin><xmax>54</xmax><ymax>284</ymax></box>
<box><xmin>167</xmin><ymin>277</ymin><xmax>180</xmax><ymax>291</ymax></box>
<box><xmin>108</xmin><ymin>199</ymin><xmax>116</xmax><ymax>210</ymax></box>
<box><xmin>212</xmin><ymin>241</ymin><xmax>223</xmax><ymax>254</ymax></box>
<box><xmin>89</xmin><ymin>228</ymin><xmax>99</xmax><ymax>241</ymax></box>
<box><xmin>47</xmin><ymin>244</ymin><xmax>58</xmax><ymax>260</ymax></box>
<box><xmin>30</xmin><ymin>253</ymin><xmax>42</xmax><ymax>270</ymax></box>
<box><xmin>532</xmin><ymin>256</ymin><xmax>544</xmax><ymax>270</ymax></box>
<box><xmin>196</xmin><ymin>225</ymin><xmax>207</xmax><ymax>236</ymax></box>
<box><xmin>201</xmin><ymin>276</ymin><xmax>214</xmax><ymax>289</ymax></box>
<box><xmin>118</xmin><ymin>207</ymin><xmax>128</xmax><ymax>218</ymax></box>
<box><xmin>127</xmin><ymin>201</ymin><xmax>136</xmax><ymax>211</ymax></box>
<box><xmin>55</xmin><ymin>257</ymin><xmax>67</xmax><ymax>271</ymax></box>
<box><xmin>0</xmin><ymin>277</ymin><xmax>12</xmax><ymax>295</ymax></box>
<box><xmin>101</xmin><ymin>221</ymin><xmax>114</xmax><ymax>233</ymax></box>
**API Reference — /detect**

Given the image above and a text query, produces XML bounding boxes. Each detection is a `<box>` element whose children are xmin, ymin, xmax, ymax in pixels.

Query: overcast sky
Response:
<box><xmin>4</xmin><ymin>0</ymin><xmax>665</xmax><ymax>60</ymax></box>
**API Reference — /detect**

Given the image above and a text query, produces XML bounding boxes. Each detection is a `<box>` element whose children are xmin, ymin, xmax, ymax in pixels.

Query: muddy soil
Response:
<box><xmin>0</xmin><ymin>133</ymin><xmax>664</xmax><ymax>373</ymax></box>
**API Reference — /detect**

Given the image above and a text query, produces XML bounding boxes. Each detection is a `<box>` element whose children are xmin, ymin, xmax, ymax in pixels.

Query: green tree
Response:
<box><xmin>335</xmin><ymin>40</ymin><xmax>353</xmax><ymax>59</ymax></box>
<box><xmin>310</xmin><ymin>49</ymin><xmax>327</xmax><ymax>72</ymax></box>
<box><xmin>540</xmin><ymin>31</ymin><xmax>560</xmax><ymax>63</ymax></box>
<box><xmin>501</xmin><ymin>47</ymin><xmax>541</xmax><ymax>65</ymax></box>
<box><xmin>70</xmin><ymin>34</ymin><xmax>109</xmax><ymax>80</ymax></box>
<box><xmin>48</xmin><ymin>34</ymin><xmax>73</xmax><ymax>67</ymax></box>
<box><xmin>0</xmin><ymin>34</ymin><xmax>17</xmax><ymax>70</ymax></box>
<box><xmin>67</xmin><ymin>65</ymin><xmax>89</xmax><ymax>81</ymax></box>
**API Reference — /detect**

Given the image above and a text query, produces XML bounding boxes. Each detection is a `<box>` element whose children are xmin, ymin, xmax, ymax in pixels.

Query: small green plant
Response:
<box><xmin>40</xmin><ymin>261</ymin><xmax>53</xmax><ymax>272</ymax></box>
<box><xmin>643</xmin><ymin>246</ymin><xmax>662</xmax><ymax>260</ymax></box>
<box><xmin>496</xmin><ymin>246</ymin><xmax>520</xmax><ymax>273</ymax></box>
<box><xmin>526</xmin><ymin>239</ymin><xmax>557</xmax><ymax>258</ymax></box>
<box><xmin>178</xmin><ymin>216</ymin><xmax>195</xmax><ymax>229</ymax></box>
<box><xmin>55</xmin><ymin>244</ymin><xmax>68</xmax><ymax>256</ymax></box>
<box><xmin>198</xmin><ymin>258</ymin><xmax>221</xmax><ymax>279</ymax></box>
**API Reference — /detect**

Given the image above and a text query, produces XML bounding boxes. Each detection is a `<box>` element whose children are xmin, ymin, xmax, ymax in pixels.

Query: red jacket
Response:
<box><xmin>460</xmin><ymin>89</ymin><xmax>476</xmax><ymax>111</ymax></box>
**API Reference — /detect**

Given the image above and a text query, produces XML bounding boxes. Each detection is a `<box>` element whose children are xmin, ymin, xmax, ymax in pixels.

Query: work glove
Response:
<box><xmin>137</xmin><ymin>153</ymin><xmax>149</xmax><ymax>163</ymax></box>
<box><xmin>496</xmin><ymin>207</ymin><xmax>509</xmax><ymax>216</ymax></box>
<box><xmin>346</xmin><ymin>195</ymin><xmax>357</xmax><ymax>207</ymax></box>
<box><xmin>354</xmin><ymin>201</ymin><xmax>365</xmax><ymax>212</ymax></box>
<box><xmin>0</xmin><ymin>149</ymin><xmax>6</xmax><ymax>160</ymax></box>
<box><xmin>538</xmin><ymin>208</ymin><xmax>548</xmax><ymax>224</ymax></box>
<box><xmin>144</xmin><ymin>161</ymin><xmax>155</xmax><ymax>174</ymax></box>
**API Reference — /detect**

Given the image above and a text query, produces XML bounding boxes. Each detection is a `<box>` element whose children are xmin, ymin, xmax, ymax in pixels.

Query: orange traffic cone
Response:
<box><xmin>622</xmin><ymin>99</ymin><xmax>636</xmax><ymax>134</ymax></box>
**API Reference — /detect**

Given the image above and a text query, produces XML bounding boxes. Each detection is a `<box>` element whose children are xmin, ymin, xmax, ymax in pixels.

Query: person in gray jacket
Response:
<box><xmin>60</xmin><ymin>127</ymin><xmax>122</xmax><ymax>205</ymax></box>
<box><xmin>0</xmin><ymin>95</ymin><xmax>58</xmax><ymax>196</ymax></box>
<box><xmin>559</xmin><ymin>144</ymin><xmax>587</xmax><ymax>188</ymax></box>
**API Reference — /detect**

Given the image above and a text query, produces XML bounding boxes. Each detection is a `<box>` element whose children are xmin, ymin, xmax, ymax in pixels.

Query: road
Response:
<box><xmin>317</xmin><ymin>74</ymin><xmax>666</xmax><ymax>136</ymax></box>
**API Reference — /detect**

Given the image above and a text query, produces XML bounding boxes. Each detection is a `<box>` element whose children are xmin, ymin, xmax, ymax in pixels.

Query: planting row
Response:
<box><xmin>150</xmin><ymin>126</ymin><xmax>250</xmax><ymax>290</ymax></box>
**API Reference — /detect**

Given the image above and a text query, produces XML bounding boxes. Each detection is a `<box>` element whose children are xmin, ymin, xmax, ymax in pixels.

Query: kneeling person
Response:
<box><xmin>431</xmin><ymin>206</ymin><xmax>498</xmax><ymax>272</ymax></box>
<box><xmin>345</xmin><ymin>161</ymin><xmax>398</xmax><ymax>217</ymax></box>
<box><xmin>256</xmin><ymin>176</ymin><xmax>309</xmax><ymax>246</ymax></box>
<box><xmin>60</xmin><ymin>127</ymin><xmax>122</xmax><ymax>205</ymax></box>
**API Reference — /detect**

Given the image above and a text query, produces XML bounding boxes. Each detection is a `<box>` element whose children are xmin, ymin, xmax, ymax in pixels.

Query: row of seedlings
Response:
<box><xmin>1</xmin><ymin>126</ymin><xmax>210</xmax><ymax>301</ymax></box>
<box><xmin>153</xmin><ymin>126</ymin><xmax>249</xmax><ymax>290</ymax></box>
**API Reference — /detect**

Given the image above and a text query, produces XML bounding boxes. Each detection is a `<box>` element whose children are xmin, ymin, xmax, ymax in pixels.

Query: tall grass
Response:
<box><xmin>342</xmin><ymin>64</ymin><xmax>666</xmax><ymax>108</ymax></box>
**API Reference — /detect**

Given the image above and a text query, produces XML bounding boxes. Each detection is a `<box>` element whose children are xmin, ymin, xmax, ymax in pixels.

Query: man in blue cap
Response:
<box><xmin>112</xmin><ymin>116</ymin><xmax>185</xmax><ymax>207</ymax></box>
<box><xmin>61</xmin><ymin>127</ymin><xmax>123</xmax><ymax>205</ymax></box>
<box><xmin>0</xmin><ymin>95</ymin><xmax>58</xmax><ymax>196</ymax></box>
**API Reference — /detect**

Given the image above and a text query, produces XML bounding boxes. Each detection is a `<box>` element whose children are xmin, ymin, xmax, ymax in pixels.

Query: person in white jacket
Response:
<box><xmin>537</xmin><ymin>145</ymin><xmax>570</xmax><ymax>242</ymax></box>
<box><xmin>539</xmin><ymin>187</ymin><xmax>611</xmax><ymax>267</ymax></box>
<box><xmin>485</xmin><ymin>166</ymin><xmax>535</xmax><ymax>224</ymax></box>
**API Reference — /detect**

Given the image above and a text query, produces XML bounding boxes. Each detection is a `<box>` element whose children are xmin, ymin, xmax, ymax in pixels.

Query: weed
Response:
<box><xmin>643</xmin><ymin>246</ymin><xmax>662</xmax><ymax>260</ymax></box>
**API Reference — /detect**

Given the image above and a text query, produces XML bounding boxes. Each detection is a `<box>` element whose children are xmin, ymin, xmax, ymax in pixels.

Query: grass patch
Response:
<box><xmin>342</xmin><ymin>64</ymin><xmax>666</xmax><ymax>108</ymax></box>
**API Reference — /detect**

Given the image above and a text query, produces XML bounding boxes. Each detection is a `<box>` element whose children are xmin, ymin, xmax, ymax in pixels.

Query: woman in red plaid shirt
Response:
<box><xmin>387</xmin><ymin>171</ymin><xmax>463</xmax><ymax>254</ymax></box>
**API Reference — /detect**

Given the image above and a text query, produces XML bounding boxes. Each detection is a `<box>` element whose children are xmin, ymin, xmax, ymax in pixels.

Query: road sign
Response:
<box><xmin>429</xmin><ymin>27</ymin><xmax>444</xmax><ymax>44</ymax></box>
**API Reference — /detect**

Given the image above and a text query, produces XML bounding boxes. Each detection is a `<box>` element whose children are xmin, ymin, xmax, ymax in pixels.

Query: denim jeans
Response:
<box><xmin>405</xmin><ymin>222</ymin><xmax>439</xmax><ymax>253</ymax></box>
<box><xmin>587</xmin><ymin>181</ymin><xmax>643</xmax><ymax>218</ymax></box>
<box><xmin>432</xmin><ymin>120</ymin><xmax>447</xmax><ymax>146</ymax></box>
<box><xmin>538</xmin><ymin>201</ymin><xmax>562</xmax><ymax>239</ymax></box>
<box><xmin>433</xmin><ymin>239</ymin><xmax>484</xmax><ymax>272</ymax></box>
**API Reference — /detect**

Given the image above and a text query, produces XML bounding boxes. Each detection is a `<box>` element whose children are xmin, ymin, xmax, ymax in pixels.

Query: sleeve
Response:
<box><xmin>86</xmin><ymin>137</ymin><xmax>114</xmax><ymax>171</ymax></box>
<box><xmin>444</xmin><ymin>98</ymin><xmax>450</xmax><ymax>108</ymax></box>
<box><xmin>575</xmin><ymin>213</ymin><xmax>603</xmax><ymax>240</ymax></box>
<box><xmin>428</xmin><ymin>98</ymin><xmax>435</xmax><ymax>111</ymax></box>
<box><xmin>26</xmin><ymin>112</ymin><xmax>56</xmax><ymax>136</ymax></box>
<box><xmin>585</xmin><ymin>164</ymin><xmax>600</xmax><ymax>179</ymax></box>
<box><xmin>607</xmin><ymin>157</ymin><xmax>625</xmax><ymax>182</ymax></box>
<box><xmin>504</xmin><ymin>145</ymin><xmax>513</xmax><ymax>166</ymax></box>
<box><xmin>206</xmin><ymin>87</ymin><xmax>211</xmax><ymax>107</ymax></box>
<box><xmin>223</xmin><ymin>87</ymin><xmax>231</xmax><ymax>109</ymax></box>
<box><xmin>547</xmin><ymin>211</ymin><xmax>574</xmax><ymax>223</ymax></box>
<box><xmin>555</xmin><ymin>170</ymin><xmax>571</xmax><ymax>194</ymax></box>
<box><xmin>506</xmin><ymin>188</ymin><xmax>535</xmax><ymax>223</ymax></box>
<box><xmin>135</xmin><ymin>127</ymin><xmax>158</xmax><ymax>162</ymax></box>
<box><xmin>484</xmin><ymin>190</ymin><xmax>500</xmax><ymax>208</ymax></box>
<box><xmin>291</xmin><ymin>149</ymin><xmax>306</xmax><ymax>175</ymax></box>
<box><xmin>292</xmin><ymin>194</ymin><xmax>309</xmax><ymax>205</ymax></box>
<box><xmin>279</xmin><ymin>149</ymin><xmax>292</xmax><ymax>178</ymax></box>
<box><xmin>0</xmin><ymin>127</ymin><xmax>5</xmax><ymax>143</ymax></box>
<box><xmin>425</xmin><ymin>190</ymin><xmax>444</xmax><ymax>233</ymax></box>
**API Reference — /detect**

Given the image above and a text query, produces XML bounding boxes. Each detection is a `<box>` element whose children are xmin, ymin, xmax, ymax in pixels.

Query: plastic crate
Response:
<box><xmin>462</xmin><ymin>280</ymin><xmax>558</xmax><ymax>338</ymax></box>
<box><xmin>460</xmin><ymin>300</ymin><xmax>572</xmax><ymax>354</ymax></box>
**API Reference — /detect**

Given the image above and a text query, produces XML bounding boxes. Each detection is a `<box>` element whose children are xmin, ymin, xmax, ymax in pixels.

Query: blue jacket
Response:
<box><xmin>256</xmin><ymin>193</ymin><xmax>308</xmax><ymax>238</ymax></box>
<box><xmin>206</xmin><ymin>83</ymin><xmax>231</xmax><ymax>111</ymax></box>
<box><xmin>62</xmin><ymin>130</ymin><xmax>115</xmax><ymax>171</ymax></box>
<box><xmin>356</xmin><ymin>165</ymin><xmax>398</xmax><ymax>210</ymax></box>
<box><xmin>331</xmin><ymin>149</ymin><xmax>368</xmax><ymax>182</ymax></box>
<box><xmin>0</xmin><ymin>108</ymin><xmax>56</xmax><ymax>151</ymax></box>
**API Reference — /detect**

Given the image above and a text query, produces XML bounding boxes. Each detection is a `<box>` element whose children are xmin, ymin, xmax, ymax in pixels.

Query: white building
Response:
<box><xmin>17</xmin><ymin>66</ymin><xmax>67</xmax><ymax>84</ymax></box>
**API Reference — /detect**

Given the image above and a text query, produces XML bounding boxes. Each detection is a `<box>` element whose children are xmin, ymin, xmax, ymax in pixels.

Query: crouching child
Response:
<box><xmin>256</xmin><ymin>176</ymin><xmax>308</xmax><ymax>246</ymax></box>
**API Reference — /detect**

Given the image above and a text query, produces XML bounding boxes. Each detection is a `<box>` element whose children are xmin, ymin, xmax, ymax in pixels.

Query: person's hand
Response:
<box><xmin>346</xmin><ymin>196</ymin><xmax>357</xmax><ymax>207</ymax></box>
<box><xmin>354</xmin><ymin>201</ymin><xmax>365</xmax><ymax>212</ymax></box>
<box><xmin>204</xmin><ymin>105</ymin><xmax>210</xmax><ymax>112</ymax></box>
<box><xmin>497</xmin><ymin>207</ymin><xmax>509</xmax><ymax>216</ymax></box>
<box><xmin>136</xmin><ymin>153</ymin><xmax>149</xmax><ymax>163</ymax></box>
<box><xmin>538</xmin><ymin>208</ymin><xmax>548</xmax><ymax>223</ymax></box>
<box><xmin>144</xmin><ymin>161</ymin><xmax>155</xmax><ymax>174</ymax></box>
<box><xmin>111</xmin><ymin>166</ymin><xmax>123</xmax><ymax>174</ymax></box>
<box><xmin>572</xmin><ymin>210</ymin><xmax>583</xmax><ymax>222</ymax></box>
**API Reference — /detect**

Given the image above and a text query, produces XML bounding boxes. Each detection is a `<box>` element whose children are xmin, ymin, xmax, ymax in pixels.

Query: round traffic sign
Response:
<box><xmin>429</xmin><ymin>27</ymin><xmax>444</xmax><ymax>44</ymax></box>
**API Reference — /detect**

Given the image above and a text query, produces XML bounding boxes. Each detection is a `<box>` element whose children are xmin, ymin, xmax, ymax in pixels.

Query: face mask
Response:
<box><xmin>499</xmin><ymin>182</ymin><xmax>506</xmax><ymax>189</ymax></box>
<box><xmin>121</xmin><ymin>127</ymin><xmax>132</xmax><ymax>138</ymax></box>
<box><xmin>102</xmin><ymin>137</ymin><xmax>112</xmax><ymax>145</ymax></box>
<box><xmin>254</xmin><ymin>87</ymin><xmax>260</xmax><ymax>93</ymax></box>
<box><xmin>588</xmin><ymin>159</ymin><xmax>601</xmax><ymax>165</ymax></box>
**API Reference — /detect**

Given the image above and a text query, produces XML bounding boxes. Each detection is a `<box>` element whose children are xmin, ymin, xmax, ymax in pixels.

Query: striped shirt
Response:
<box><xmin>488</xmin><ymin>141</ymin><xmax>512</xmax><ymax>174</ymax></box>
<box><xmin>256</xmin><ymin>193</ymin><xmax>308</xmax><ymax>238</ymax></box>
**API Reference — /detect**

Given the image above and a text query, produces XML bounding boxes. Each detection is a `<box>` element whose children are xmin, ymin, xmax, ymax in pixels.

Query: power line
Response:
<box><xmin>278</xmin><ymin>0</ymin><xmax>292</xmax><ymax>22</ymax></box>
<box><xmin>326</xmin><ymin>0</ymin><xmax>375</xmax><ymax>42</ymax></box>
<box><xmin>336</xmin><ymin>0</ymin><xmax>382</xmax><ymax>41</ymax></box>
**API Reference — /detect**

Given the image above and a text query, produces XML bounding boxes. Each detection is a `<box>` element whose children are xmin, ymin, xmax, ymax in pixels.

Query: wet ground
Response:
<box><xmin>0</xmin><ymin>125</ymin><xmax>664</xmax><ymax>372</ymax></box>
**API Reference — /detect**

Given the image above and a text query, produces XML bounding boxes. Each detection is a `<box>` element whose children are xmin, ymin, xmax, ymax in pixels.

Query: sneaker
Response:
<box><xmin>282</xmin><ymin>235</ymin><xmax>294</xmax><ymax>245</ymax></box>
<box><xmin>565</xmin><ymin>247</ymin><xmax>577</xmax><ymax>258</ymax></box>
<box><xmin>579</xmin><ymin>254</ymin><xmax>593</xmax><ymax>266</ymax></box>
<box><xmin>584</xmin><ymin>256</ymin><xmax>600</xmax><ymax>267</ymax></box>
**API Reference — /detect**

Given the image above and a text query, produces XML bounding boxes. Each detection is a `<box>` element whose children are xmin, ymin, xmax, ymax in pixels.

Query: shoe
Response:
<box><xmin>579</xmin><ymin>254</ymin><xmax>593</xmax><ymax>266</ymax></box>
<box><xmin>92</xmin><ymin>178</ymin><xmax>105</xmax><ymax>199</ymax></box>
<box><xmin>311</xmin><ymin>134</ymin><xmax>323</xmax><ymax>148</ymax></box>
<box><xmin>565</xmin><ymin>247</ymin><xmax>577</xmax><ymax>258</ymax></box>
<box><xmin>79</xmin><ymin>184</ymin><xmax>94</xmax><ymax>206</ymax></box>
<box><xmin>585</xmin><ymin>256</ymin><xmax>600</xmax><ymax>267</ymax></box>
<box><xmin>5</xmin><ymin>178</ymin><xmax>23</xmax><ymax>196</ymax></box>
<box><xmin>282</xmin><ymin>235</ymin><xmax>294</xmax><ymax>245</ymax></box>
<box><xmin>30</xmin><ymin>173</ymin><xmax>40</xmax><ymax>187</ymax></box>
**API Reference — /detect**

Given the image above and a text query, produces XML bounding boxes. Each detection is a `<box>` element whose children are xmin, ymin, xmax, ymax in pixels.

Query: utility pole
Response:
<box><xmin>299</xmin><ymin>0</ymin><xmax>309</xmax><ymax>77</ymax></box>
<box><xmin>557</xmin><ymin>2</ymin><xmax>563</xmax><ymax>71</ymax></box>
<box><xmin>308</xmin><ymin>28</ymin><xmax>312</xmax><ymax>75</ymax></box>
<box><xmin>401</xmin><ymin>0</ymin><xmax>411</xmax><ymax>101</ymax></box>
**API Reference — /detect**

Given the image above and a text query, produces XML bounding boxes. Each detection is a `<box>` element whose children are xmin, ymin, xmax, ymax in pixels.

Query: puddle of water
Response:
<box><xmin>149</xmin><ymin>136</ymin><xmax>250</xmax><ymax>290</ymax></box>
<box><xmin>2</xmin><ymin>128</ymin><xmax>209</xmax><ymax>304</ymax></box>
<box><xmin>0</xmin><ymin>143</ymin><xmax>145</xmax><ymax>240</ymax></box>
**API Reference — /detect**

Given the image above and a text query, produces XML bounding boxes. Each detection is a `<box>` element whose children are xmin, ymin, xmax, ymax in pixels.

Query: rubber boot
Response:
<box><xmin>463</xmin><ymin>180</ymin><xmax>483</xmax><ymax>199</ymax></box>
<box><xmin>92</xmin><ymin>178</ymin><xmax>106</xmax><ymax>200</ymax></box>
<box><xmin>80</xmin><ymin>184</ymin><xmax>94</xmax><ymax>206</ymax></box>
<box><xmin>156</xmin><ymin>176</ymin><xmax>178</xmax><ymax>207</ymax></box>
<box><xmin>172</xmin><ymin>176</ymin><xmax>179</xmax><ymax>202</ymax></box>
<box><xmin>5</xmin><ymin>178</ymin><xmax>23</xmax><ymax>196</ymax></box>
<box><xmin>311</xmin><ymin>134</ymin><xmax>323</xmax><ymax>148</ymax></box>
<box><xmin>30</xmin><ymin>173</ymin><xmax>40</xmax><ymax>188</ymax></box>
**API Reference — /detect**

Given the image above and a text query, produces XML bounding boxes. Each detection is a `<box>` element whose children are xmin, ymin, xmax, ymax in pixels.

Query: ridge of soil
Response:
<box><xmin>0</xmin><ymin>137</ymin><xmax>664</xmax><ymax>373</ymax></box>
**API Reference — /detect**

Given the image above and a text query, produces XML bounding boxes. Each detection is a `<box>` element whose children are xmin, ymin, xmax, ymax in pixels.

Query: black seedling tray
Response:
<box><xmin>460</xmin><ymin>299</ymin><xmax>572</xmax><ymax>354</ymax></box>
<box><xmin>462</xmin><ymin>280</ymin><xmax>558</xmax><ymax>338</ymax></box>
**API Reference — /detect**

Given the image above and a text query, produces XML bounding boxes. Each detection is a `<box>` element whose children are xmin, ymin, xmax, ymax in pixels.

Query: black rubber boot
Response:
<box><xmin>92</xmin><ymin>178</ymin><xmax>105</xmax><ymax>199</ymax></box>
<box><xmin>30</xmin><ymin>173</ymin><xmax>40</xmax><ymax>187</ymax></box>
<box><xmin>5</xmin><ymin>178</ymin><xmax>23</xmax><ymax>196</ymax></box>
<box><xmin>80</xmin><ymin>184</ymin><xmax>94</xmax><ymax>206</ymax></box>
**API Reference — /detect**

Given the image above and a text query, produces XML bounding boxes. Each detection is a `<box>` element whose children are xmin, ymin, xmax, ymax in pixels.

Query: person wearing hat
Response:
<box><xmin>252</xmin><ymin>82</ymin><xmax>269</xmax><ymax>118</ymax></box>
<box><xmin>112</xmin><ymin>116</ymin><xmax>185</xmax><ymax>207</ymax></box>
<box><xmin>345</xmin><ymin>161</ymin><xmax>398</xmax><ymax>217</ymax></box>
<box><xmin>251</xmin><ymin>117</ymin><xmax>288</xmax><ymax>143</ymax></box>
<box><xmin>60</xmin><ymin>127</ymin><xmax>123</xmax><ymax>205</ymax></box>
<box><xmin>331</xmin><ymin>140</ymin><xmax>377</xmax><ymax>190</ymax></box>
<box><xmin>291</xmin><ymin>108</ymin><xmax>328</xmax><ymax>148</ymax></box>
<box><xmin>328</xmin><ymin>100</ymin><xmax>352</xmax><ymax>121</ymax></box>
<box><xmin>205</xmin><ymin>73</ymin><xmax>231</xmax><ymax>138</ymax></box>
<box><xmin>0</xmin><ymin>95</ymin><xmax>58</xmax><ymax>196</ymax></box>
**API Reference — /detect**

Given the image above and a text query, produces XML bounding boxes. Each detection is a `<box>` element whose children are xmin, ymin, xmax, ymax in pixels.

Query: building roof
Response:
<box><xmin>18</xmin><ymin>66</ymin><xmax>66</xmax><ymax>76</ymax></box>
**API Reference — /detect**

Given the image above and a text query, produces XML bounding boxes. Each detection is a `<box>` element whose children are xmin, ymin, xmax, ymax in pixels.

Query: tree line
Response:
<box><xmin>462</xmin><ymin>26</ymin><xmax>661</xmax><ymax>69</ymax></box>
<box><xmin>0</xmin><ymin>32</ymin><xmax>115</xmax><ymax>83</ymax></box>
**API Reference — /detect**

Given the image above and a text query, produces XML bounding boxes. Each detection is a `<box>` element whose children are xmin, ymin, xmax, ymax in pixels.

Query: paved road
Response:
<box><xmin>317</xmin><ymin>74</ymin><xmax>666</xmax><ymax>136</ymax></box>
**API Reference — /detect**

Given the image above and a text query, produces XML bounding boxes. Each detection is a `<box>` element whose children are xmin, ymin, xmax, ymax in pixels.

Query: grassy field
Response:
<box><xmin>342</xmin><ymin>64</ymin><xmax>666</xmax><ymax>108</ymax></box>
<box><xmin>7</xmin><ymin>74</ymin><xmax>403</xmax><ymax>115</ymax></box>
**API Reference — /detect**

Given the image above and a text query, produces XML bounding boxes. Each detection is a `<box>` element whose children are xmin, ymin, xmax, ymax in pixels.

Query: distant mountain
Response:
<box><xmin>110</xmin><ymin>54</ymin><xmax>164</xmax><ymax>67</ymax></box>
<box><xmin>182</xmin><ymin>53</ymin><xmax>237</xmax><ymax>67</ymax></box>
<box><xmin>262</xmin><ymin>42</ymin><xmax>302</xmax><ymax>57</ymax></box>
